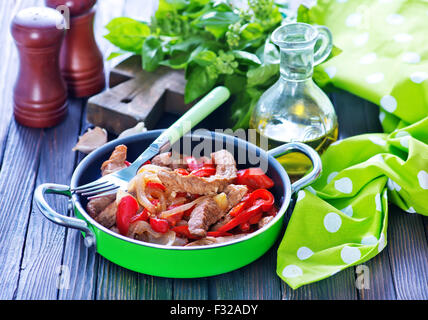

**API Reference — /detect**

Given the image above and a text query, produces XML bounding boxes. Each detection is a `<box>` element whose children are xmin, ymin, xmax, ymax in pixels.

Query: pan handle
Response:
<box><xmin>34</xmin><ymin>183</ymin><xmax>96</xmax><ymax>248</ymax></box>
<box><xmin>268</xmin><ymin>142</ymin><xmax>322</xmax><ymax>193</ymax></box>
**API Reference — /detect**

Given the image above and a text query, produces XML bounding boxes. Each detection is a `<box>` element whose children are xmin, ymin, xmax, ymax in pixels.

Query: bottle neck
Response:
<box><xmin>279</xmin><ymin>47</ymin><xmax>314</xmax><ymax>81</ymax></box>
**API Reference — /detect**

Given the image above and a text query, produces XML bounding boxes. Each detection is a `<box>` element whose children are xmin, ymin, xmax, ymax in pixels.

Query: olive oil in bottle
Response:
<box><xmin>255</xmin><ymin>112</ymin><xmax>338</xmax><ymax>175</ymax></box>
<box><xmin>250</xmin><ymin>23</ymin><xmax>338</xmax><ymax>177</ymax></box>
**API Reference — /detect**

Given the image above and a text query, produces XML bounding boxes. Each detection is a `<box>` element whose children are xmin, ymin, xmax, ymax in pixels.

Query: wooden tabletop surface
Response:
<box><xmin>0</xmin><ymin>0</ymin><xmax>427</xmax><ymax>300</ymax></box>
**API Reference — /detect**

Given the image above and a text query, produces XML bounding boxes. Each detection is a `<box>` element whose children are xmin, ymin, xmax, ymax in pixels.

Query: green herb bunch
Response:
<box><xmin>105</xmin><ymin>0</ymin><xmax>285</xmax><ymax>129</ymax></box>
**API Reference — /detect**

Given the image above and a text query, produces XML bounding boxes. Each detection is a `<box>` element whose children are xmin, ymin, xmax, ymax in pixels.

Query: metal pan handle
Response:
<box><xmin>34</xmin><ymin>183</ymin><xmax>96</xmax><ymax>247</ymax></box>
<box><xmin>268</xmin><ymin>142</ymin><xmax>322</xmax><ymax>193</ymax></box>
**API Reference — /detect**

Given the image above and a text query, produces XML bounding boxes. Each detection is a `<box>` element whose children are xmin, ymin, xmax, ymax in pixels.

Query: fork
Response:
<box><xmin>72</xmin><ymin>86</ymin><xmax>230</xmax><ymax>200</ymax></box>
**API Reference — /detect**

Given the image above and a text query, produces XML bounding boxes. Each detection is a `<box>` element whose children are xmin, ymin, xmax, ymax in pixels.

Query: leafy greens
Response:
<box><xmin>104</xmin><ymin>0</ymin><xmax>287</xmax><ymax>129</ymax></box>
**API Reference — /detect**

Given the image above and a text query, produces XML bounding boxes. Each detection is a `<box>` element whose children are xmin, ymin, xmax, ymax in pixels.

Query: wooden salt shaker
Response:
<box><xmin>45</xmin><ymin>0</ymin><xmax>106</xmax><ymax>98</ymax></box>
<box><xmin>11</xmin><ymin>7</ymin><xmax>68</xmax><ymax>128</ymax></box>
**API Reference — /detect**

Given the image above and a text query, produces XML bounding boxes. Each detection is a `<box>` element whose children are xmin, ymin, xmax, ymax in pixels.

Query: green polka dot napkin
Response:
<box><xmin>276</xmin><ymin>0</ymin><xmax>428</xmax><ymax>289</ymax></box>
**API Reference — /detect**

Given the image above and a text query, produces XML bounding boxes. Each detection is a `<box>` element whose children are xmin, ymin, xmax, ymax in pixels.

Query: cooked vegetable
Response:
<box><xmin>88</xmin><ymin>148</ymin><xmax>277</xmax><ymax>247</ymax></box>
<box><xmin>130</xmin><ymin>208</ymin><xmax>150</xmax><ymax>224</ymax></box>
<box><xmin>236</xmin><ymin>168</ymin><xmax>274</xmax><ymax>189</ymax></box>
<box><xmin>150</xmin><ymin>217</ymin><xmax>169</xmax><ymax>233</ymax></box>
<box><xmin>190</xmin><ymin>166</ymin><xmax>216</xmax><ymax>177</ymax></box>
<box><xmin>216</xmin><ymin>188</ymin><xmax>275</xmax><ymax>233</ymax></box>
<box><xmin>116</xmin><ymin>195</ymin><xmax>139</xmax><ymax>235</ymax></box>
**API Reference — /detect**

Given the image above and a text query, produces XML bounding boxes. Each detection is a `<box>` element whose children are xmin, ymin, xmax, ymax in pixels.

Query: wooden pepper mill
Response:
<box><xmin>45</xmin><ymin>0</ymin><xmax>106</xmax><ymax>98</ymax></box>
<box><xmin>11</xmin><ymin>7</ymin><xmax>68</xmax><ymax>128</ymax></box>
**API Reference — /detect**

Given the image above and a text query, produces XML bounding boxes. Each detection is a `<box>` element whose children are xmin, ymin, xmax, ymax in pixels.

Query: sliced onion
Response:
<box><xmin>127</xmin><ymin>221</ymin><xmax>176</xmax><ymax>246</ymax></box>
<box><xmin>135</xmin><ymin>174</ymin><xmax>157</xmax><ymax>213</ymax></box>
<box><xmin>146</xmin><ymin>187</ymin><xmax>167</xmax><ymax>213</ymax></box>
<box><xmin>137</xmin><ymin>164</ymin><xmax>167</xmax><ymax>177</ymax></box>
<box><xmin>128</xmin><ymin>221</ymin><xmax>161</xmax><ymax>239</ymax></box>
<box><xmin>148</xmin><ymin>230</ymin><xmax>176</xmax><ymax>246</ymax></box>
<box><xmin>159</xmin><ymin>196</ymin><xmax>209</xmax><ymax>219</ymax></box>
<box><xmin>172</xmin><ymin>236</ymin><xmax>188</xmax><ymax>246</ymax></box>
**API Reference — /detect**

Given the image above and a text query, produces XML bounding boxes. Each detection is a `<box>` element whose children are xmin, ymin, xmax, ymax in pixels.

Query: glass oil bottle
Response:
<box><xmin>250</xmin><ymin>22</ymin><xmax>338</xmax><ymax>176</ymax></box>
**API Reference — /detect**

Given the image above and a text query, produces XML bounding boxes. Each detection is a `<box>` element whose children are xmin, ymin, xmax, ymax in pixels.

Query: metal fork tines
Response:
<box><xmin>71</xmin><ymin>144</ymin><xmax>160</xmax><ymax>199</ymax></box>
<box><xmin>71</xmin><ymin>179</ymin><xmax>111</xmax><ymax>193</ymax></box>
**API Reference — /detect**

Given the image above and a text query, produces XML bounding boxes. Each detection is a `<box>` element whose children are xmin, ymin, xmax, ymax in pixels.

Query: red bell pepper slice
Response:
<box><xmin>124</xmin><ymin>161</ymin><xmax>131</xmax><ymax>167</ymax></box>
<box><xmin>216</xmin><ymin>200</ymin><xmax>264</xmax><ymax>233</ymax></box>
<box><xmin>229</xmin><ymin>201</ymin><xmax>247</xmax><ymax>217</ymax></box>
<box><xmin>172</xmin><ymin>225</ymin><xmax>200</xmax><ymax>240</ymax></box>
<box><xmin>149</xmin><ymin>217</ymin><xmax>169</xmax><ymax>233</ymax></box>
<box><xmin>116</xmin><ymin>195</ymin><xmax>139</xmax><ymax>235</ymax></box>
<box><xmin>239</xmin><ymin>222</ymin><xmax>250</xmax><ymax>232</ymax></box>
<box><xmin>129</xmin><ymin>208</ymin><xmax>150</xmax><ymax>224</ymax></box>
<box><xmin>248</xmin><ymin>189</ymin><xmax>274</xmax><ymax>212</ymax></box>
<box><xmin>206</xmin><ymin>231</ymin><xmax>233</xmax><ymax>237</ymax></box>
<box><xmin>236</xmin><ymin>168</ymin><xmax>274</xmax><ymax>190</ymax></box>
<box><xmin>229</xmin><ymin>189</ymin><xmax>274</xmax><ymax>219</ymax></box>
<box><xmin>248</xmin><ymin>211</ymin><xmax>263</xmax><ymax>225</ymax></box>
<box><xmin>175</xmin><ymin>168</ymin><xmax>190</xmax><ymax>176</ymax></box>
<box><xmin>146</xmin><ymin>181</ymin><xmax>166</xmax><ymax>191</ymax></box>
<box><xmin>190</xmin><ymin>166</ymin><xmax>216</xmax><ymax>177</ymax></box>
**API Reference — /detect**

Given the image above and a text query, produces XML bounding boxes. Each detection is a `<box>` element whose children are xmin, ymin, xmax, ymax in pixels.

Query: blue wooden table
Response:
<box><xmin>0</xmin><ymin>0</ymin><xmax>427</xmax><ymax>300</ymax></box>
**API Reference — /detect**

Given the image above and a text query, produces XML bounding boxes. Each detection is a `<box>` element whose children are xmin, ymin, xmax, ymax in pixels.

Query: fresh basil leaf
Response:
<box><xmin>168</xmin><ymin>36</ymin><xmax>205</xmax><ymax>54</ymax></box>
<box><xmin>230</xmin><ymin>88</ymin><xmax>264</xmax><ymax>130</ymax></box>
<box><xmin>224</xmin><ymin>74</ymin><xmax>247</xmax><ymax>94</ymax></box>
<box><xmin>195</xmin><ymin>11</ymin><xmax>239</xmax><ymax>26</ymax></box>
<box><xmin>232</xmin><ymin>50</ymin><xmax>261</xmax><ymax>66</ymax></box>
<box><xmin>156</xmin><ymin>0</ymin><xmax>189</xmax><ymax>19</ymax></box>
<box><xmin>194</xmin><ymin>10</ymin><xmax>239</xmax><ymax>38</ymax></box>
<box><xmin>192</xmin><ymin>50</ymin><xmax>217</xmax><ymax>66</ymax></box>
<box><xmin>159</xmin><ymin>52</ymin><xmax>190</xmax><ymax>69</ymax></box>
<box><xmin>247</xmin><ymin>63</ymin><xmax>279</xmax><ymax>87</ymax></box>
<box><xmin>204</xmin><ymin>25</ymin><xmax>228</xmax><ymax>39</ymax></box>
<box><xmin>104</xmin><ymin>17</ymin><xmax>150</xmax><ymax>53</ymax></box>
<box><xmin>184</xmin><ymin>66</ymin><xmax>217</xmax><ymax>103</ymax></box>
<box><xmin>211</xmin><ymin>0</ymin><xmax>233</xmax><ymax>12</ymax></box>
<box><xmin>142</xmin><ymin>36</ymin><xmax>164</xmax><ymax>72</ymax></box>
<box><xmin>106</xmin><ymin>52</ymin><xmax>124</xmax><ymax>60</ymax></box>
<box><xmin>240</xmin><ymin>23</ymin><xmax>264</xmax><ymax>41</ymax></box>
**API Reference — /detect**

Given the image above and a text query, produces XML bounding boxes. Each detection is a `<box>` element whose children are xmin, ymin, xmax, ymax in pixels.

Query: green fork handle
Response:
<box><xmin>154</xmin><ymin>86</ymin><xmax>230</xmax><ymax>149</ymax></box>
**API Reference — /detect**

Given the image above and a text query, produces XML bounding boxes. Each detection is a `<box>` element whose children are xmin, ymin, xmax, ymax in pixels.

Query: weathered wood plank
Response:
<box><xmin>14</xmin><ymin>99</ymin><xmax>83</xmax><ymax>299</ymax></box>
<box><xmin>357</xmin><ymin>251</ymin><xmax>397</xmax><ymax>300</ymax></box>
<box><xmin>0</xmin><ymin>0</ymin><xmax>47</xmax><ymax>301</ymax></box>
<box><xmin>0</xmin><ymin>123</ymin><xmax>43</xmax><ymax>299</ymax></box>
<box><xmin>58</xmin><ymin>98</ymin><xmax>100</xmax><ymax>300</ymax></box>
<box><xmin>173</xmin><ymin>279</ymin><xmax>209</xmax><ymax>300</ymax></box>
<box><xmin>209</xmin><ymin>245</ymin><xmax>282</xmax><ymax>300</ymax></box>
<box><xmin>386</xmin><ymin>207</ymin><xmax>428</xmax><ymax>299</ymax></box>
<box><xmin>281</xmin><ymin>266</ymin><xmax>358</xmax><ymax>300</ymax></box>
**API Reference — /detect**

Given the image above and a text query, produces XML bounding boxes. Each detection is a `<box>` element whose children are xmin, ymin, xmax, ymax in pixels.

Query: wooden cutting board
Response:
<box><xmin>87</xmin><ymin>55</ymin><xmax>193</xmax><ymax>135</ymax></box>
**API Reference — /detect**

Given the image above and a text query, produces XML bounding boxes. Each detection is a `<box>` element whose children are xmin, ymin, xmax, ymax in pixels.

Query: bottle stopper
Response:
<box><xmin>45</xmin><ymin>0</ymin><xmax>105</xmax><ymax>98</ymax></box>
<box><xmin>11</xmin><ymin>7</ymin><xmax>68</xmax><ymax>128</ymax></box>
